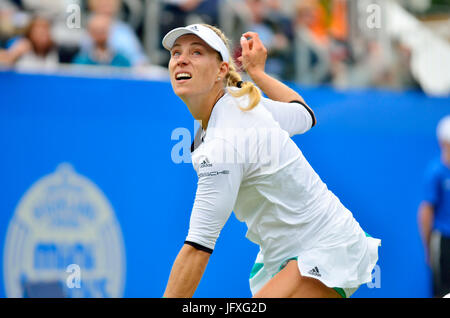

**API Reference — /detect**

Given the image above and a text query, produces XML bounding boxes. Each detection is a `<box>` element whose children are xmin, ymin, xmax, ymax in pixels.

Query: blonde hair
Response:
<box><xmin>203</xmin><ymin>24</ymin><xmax>261</xmax><ymax>111</ymax></box>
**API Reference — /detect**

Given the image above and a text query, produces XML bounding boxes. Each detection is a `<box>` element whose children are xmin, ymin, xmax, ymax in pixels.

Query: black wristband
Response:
<box><xmin>290</xmin><ymin>100</ymin><xmax>316</xmax><ymax>128</ymax></box>
<box><xmin>184</xmin><ymin>241</ymin><xmax>213</xmax><ymax>254</ymax></box>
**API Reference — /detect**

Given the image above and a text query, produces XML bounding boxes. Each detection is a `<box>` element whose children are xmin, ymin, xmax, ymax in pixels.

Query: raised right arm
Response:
<box><xmin>239</xmin><ymin>32</ymin><xmax>316</xmax><ymax>136</ymax></box>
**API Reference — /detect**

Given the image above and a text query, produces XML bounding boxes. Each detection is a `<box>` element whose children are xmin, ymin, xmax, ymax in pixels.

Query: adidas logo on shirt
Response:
<box><xmin>307</xmin><ymin>266</ymin><xmax>321</xmax><ymax>277</ymax></box>
<box><xmin>199</xmin><ymin>158</ymin><xmax>212</xmax><ymax>169</ymax></box>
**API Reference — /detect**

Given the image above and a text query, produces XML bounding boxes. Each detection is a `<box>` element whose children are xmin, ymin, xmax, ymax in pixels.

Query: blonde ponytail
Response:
<box><xmin>203</xmin><ymin>24</ymin><xmax>262</xmax><ymax>111</ymax></box>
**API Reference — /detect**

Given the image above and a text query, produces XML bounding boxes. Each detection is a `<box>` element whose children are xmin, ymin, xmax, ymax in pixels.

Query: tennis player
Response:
<box><xmin>162</xmin><ymin>23</ymin><xmax>381</xmax><ymax>298</ymax></box>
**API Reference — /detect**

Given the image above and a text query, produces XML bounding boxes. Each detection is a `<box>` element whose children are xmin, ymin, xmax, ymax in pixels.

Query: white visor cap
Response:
<box><xmin>437</xmin><ymin>115</ymin><xmax>450</xmax><ymax>144</ymax></box>
<box><xmin>162</xmin><ymin>24</ymin><xmax>230</xmax><ymax>63</ymax></box>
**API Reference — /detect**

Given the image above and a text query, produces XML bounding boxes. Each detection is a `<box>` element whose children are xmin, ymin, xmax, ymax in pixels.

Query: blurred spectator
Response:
<box><xmin>265</xmin><ymin>0</ymin><xmax>295</xmax><ymax>41</ymax></box>
<box><xmin>160</xmin><ymin>0</ymin><xmax>219</xmax><ymax>31</ymax></box>
<box><xmin>295</xmin><ymin>0</ymin><xmax>329</xmax><ymax>46</ymax></box>
<box><xmin>387</xmin><ymin>39</ymin><xmax>419</xmax><ymax>90</ymax></box>
<box><xmin>0</xmin><ymin>0</ymin><xmax>83</xmax><ymax>63</ymax></box>
<box><xmin>0</xmin><ymin>0</ymin><xmax>17</xmax><ymax>48</ymax></box>
<box><xmin>73</xmin><ymin>14</ymin><xmax>131</xmax><ymax>67</ymax></box>
<box><xmin>0</xmin><ymin>0</ymin><xmax>30</xmax><ymax>48</ymax></box>
<box><xmin>0</xmin><ymin>16</ymin><xmax>60</xmax><ymax>70</ymax></box>
<box><xmin>293</xmin><ymin>0</ymin><xmax>385</xmax><ymax>88</ymax></box>
<box><xmin>328</xmin><ymin>0</ymin><xmax>349</xmax><ymax>43</ymax></box>
<box><xmin>13</xmin><ymin>0</ymin><xmax>84</xmax><ymax>48</ymax></box>
<box><xmin>158</xmin><ymin>0</ymin><xmax>219</xmax><ymax>65</ymax></box>
<box><xmin>339</xmin><ymin>38</ymin><xmax>418</xmax><ymax>91</ymax></box>
<box><xmin>0</xmin><ymin>0</ymin><xmax>441</xmax><ymax>91</ymax></box>
<box><xmin>17</xmin><ymin>16</ymin><xmax>59</xmax><ymax>70</ymax></box>
<box><xmin>293</xmin><ymin>0</ymin><xmax>330</xmax><ymax>84</ymax></box>
<box><xmin>326</xmin><ymin>0</ymin><xmax>354</xmax><ymax>87</ymax></box>
<box><xmin>239</xmin><ymin>0</ymin><xmax>293</xmax><ymax>79</ymax></box>
<box><xmin>337</xmin><ymin>39</ymin><xmax>385</xmax><ymax>89</ymax></box>
<box><xmin>81</xmin><ymin>0</ymin><xmax>148</xmax><ymax>66</ymax></box>
<box><xmin>418</xmin><ymin>115</ymin><xmax>450</xmax><ymax>297</ymax></box>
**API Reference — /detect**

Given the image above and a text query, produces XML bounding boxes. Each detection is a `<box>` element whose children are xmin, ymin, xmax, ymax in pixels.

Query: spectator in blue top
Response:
<box><xmin>73</xmin><ymin>14</ymin><xmax>130</xmax><ymax>68</ymax></box>
<box><xmin>419</xmin><ymin>115</ymin><xmax>450</xmax><ymax>297</ymax></box>
<box><xmin>81</xmin><ymin>0</ymin><xmax>148</xmax><ymax>66</ymax></box>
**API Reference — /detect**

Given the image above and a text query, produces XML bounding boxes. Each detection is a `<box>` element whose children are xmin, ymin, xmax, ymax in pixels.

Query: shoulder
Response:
<box><xmin>214</xmin><ymin>90</ymin><xmax>274</xmax><ymax>126</ymax></box>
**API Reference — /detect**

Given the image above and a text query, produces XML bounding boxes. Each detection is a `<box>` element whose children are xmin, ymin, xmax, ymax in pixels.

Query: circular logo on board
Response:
<box><xmin>3</xmin><ymin>163</ymin><xmax>126</xmax><ymax>297</ymax></box>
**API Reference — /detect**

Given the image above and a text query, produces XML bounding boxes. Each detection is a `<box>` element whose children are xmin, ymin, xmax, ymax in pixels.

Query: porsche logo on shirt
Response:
<box><xmin>198</xmin><ymin>170</ymin><xmax>230</xmax><ymax>178</ymax></box>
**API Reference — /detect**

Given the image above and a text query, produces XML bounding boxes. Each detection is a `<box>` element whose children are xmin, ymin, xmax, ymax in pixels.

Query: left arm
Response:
<box><xmin>163</xmin><ymin>244</ymin><xmax>210</xmax><ymax>297</ymax></box>
<box><xmin>164</xmin><ymin>139</ymin><xmax>244</xmax><ymax>297</ymax></box>
<box><xmin>239</xmin><ymin>32</ymin><xmax>316</xmax><ymax>135</ymax></box>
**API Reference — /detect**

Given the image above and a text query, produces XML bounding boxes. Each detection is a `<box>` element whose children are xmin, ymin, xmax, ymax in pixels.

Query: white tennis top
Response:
<box><xmin>186</xmin><ymin>88</ymin><xmax>376</xmax><ymax>280</ymax></box>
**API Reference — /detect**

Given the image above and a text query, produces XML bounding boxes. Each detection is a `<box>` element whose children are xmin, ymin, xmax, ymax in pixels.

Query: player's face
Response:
<box><xmin>168</xmin><ymin>34</ymin><xmax>223</xmax><ymax>98</ymax></box>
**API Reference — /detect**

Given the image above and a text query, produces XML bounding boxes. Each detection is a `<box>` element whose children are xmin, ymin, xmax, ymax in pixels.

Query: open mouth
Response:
<box><xmin>175</xmin><ymin>72</ymin><xmax>192</xmax><ymax>81</ymax></box>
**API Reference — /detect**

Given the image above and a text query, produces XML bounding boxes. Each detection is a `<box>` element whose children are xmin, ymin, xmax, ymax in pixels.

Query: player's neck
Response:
<box><xmin>183</xmin><ymin>88</ymin><xmax>225</xmax><ymax>131</ymax></box>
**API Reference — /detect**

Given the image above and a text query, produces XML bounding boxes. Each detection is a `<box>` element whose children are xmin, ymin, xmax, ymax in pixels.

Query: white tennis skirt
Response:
<box><xmin>249</xmin><ymin>231</ymin><xmax>381</xmax><ymax>298</ymax></box>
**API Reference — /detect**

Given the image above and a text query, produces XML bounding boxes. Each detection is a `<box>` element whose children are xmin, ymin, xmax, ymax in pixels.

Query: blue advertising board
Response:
<box><xmin>0</xmin><ymin>71</ymin><xmax>448</xmax><ymax>297</ymax></box>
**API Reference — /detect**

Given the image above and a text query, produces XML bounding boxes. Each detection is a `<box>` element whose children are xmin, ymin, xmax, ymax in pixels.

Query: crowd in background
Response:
<box><xmin>0</xmin><ymin>0</ymin><xmax>148</xmax><ymax>71</ymax></box>
<box><xmin>0</xmin><ymin>0</ymin><xmax>447</xmax><ymax>91</ymax></box>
